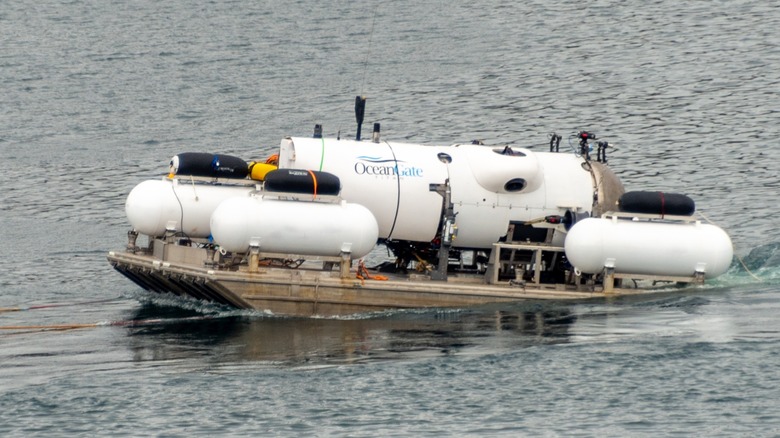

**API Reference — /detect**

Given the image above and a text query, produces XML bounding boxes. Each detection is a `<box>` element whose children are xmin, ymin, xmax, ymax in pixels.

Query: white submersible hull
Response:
<box><xmin>111</xmin><ymin>123</ymin><xmax>734</xmax><ymax>316</ymax></box>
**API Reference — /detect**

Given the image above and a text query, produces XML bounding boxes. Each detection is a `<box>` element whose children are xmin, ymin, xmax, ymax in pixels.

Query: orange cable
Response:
<box><xmin>307</xmin><ymin>170</ymin><xmax>318</xmax><ymax>199</ymax></box>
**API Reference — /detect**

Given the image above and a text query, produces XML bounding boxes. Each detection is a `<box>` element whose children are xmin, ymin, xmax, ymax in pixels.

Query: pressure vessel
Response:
<box><xmin>276</xmin><ymin>137</ymin><xmax>599</xmax><ymax>247</ymax></box>
<box><xmin>125</xmin><ymin>178</ymin><xmax>254</xmax><ymax>237</ymax></box>
<box><xmin>210</xmin><ymin>196</ymin><xmax>378</xmax><ymax>258</ymax></box>
<box><xmin>564</xmin><ymin>217</ymin><xmax>733</xmax><ymax>279</ymax></box>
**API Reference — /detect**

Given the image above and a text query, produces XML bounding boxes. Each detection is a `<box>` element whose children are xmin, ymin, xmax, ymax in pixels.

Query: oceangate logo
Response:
<box><xmin>354</xmin><ymin>156</ymin><xmax>424</xmax><ymax>177</ymax></box>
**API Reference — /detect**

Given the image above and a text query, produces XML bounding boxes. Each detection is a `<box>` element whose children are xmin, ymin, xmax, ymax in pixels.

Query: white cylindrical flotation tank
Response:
<box><xmin>125</xmin><ymin>178</ymin><xmax>255</xmax><ymax>238</ymax></box>
<box><xmin>210</xmin><ymin>196</ymin><xmax>379</xmax><ymax>258</ymax></box>
<box><xmin>564</xmin><ymin>217</ymin><xmax>733</xmax><ymax>279</ymax></box>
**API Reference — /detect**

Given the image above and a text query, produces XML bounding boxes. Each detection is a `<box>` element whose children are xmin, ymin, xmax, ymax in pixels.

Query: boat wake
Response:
<box><xmin>738</xmin><ymin>242</ymin><xmax>780</xmax><ymax>271</ymax></box>
<box><xmin>711</xmin><ymin>242</ymin><xmax>780</xmax><ymax>286</ymax></box>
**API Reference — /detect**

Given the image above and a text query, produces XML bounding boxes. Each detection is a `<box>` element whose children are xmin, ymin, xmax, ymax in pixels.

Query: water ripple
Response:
<box><xmin>2</xmin><ymin>0</ymin><xmax>780</xmax><ymax>435</ymax></box>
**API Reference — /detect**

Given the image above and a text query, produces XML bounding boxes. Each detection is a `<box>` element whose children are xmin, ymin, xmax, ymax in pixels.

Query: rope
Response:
<box><xmin>171</xmin><ymin>176</ymin><xmax>185</xmax><ymax>232</ymax></box>
<box><xmin>356</xmin><ymin>259</ymin><xmax>388</xmax><ymax>284</ymax></box>
<box><xmin>412</xmin><ymin>252</ymin><xmax>432</xmax><ymax>273</ymax></box>
<box><xmin>735</xmin><ymin>254</ymin><xmax>762</xmax><ymax>282</ymax></box>
<box><xmin>0</xmin><ymin>315</ymin><xmax>214</xmax><ymax>334</ymax></box>
<box><xmin>697</xmin><ymin>211</ymin><xmax>762</xmax><ymax>282</ymax></box>
<box><xmin>189</xmin><ymin>175</ymin><xmax>198</xmax><ymax>200</ymax></box>
<box><xmin>0</xmin><ymin>323</ymin><xmax>103</xmax><ymax>332</ymax></box>
<box><xmin>0</xmin><ymin>298</ymin><xmax>124</xmax><ymax>314</ymax></box>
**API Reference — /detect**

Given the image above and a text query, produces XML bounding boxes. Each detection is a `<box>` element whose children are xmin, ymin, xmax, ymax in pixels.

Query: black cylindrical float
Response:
<box><xmin>170</xmin><ymin>152</ymin><xmax>249</xmax><ymax>179</ymax></box>
<box><xmin>263</xmin><ymin>169</ymin><xmax>341</xmax><ymax>196</ymax></box>
<box><xmin>618</xmin><ymin>191</ymin><xmax>695</xmax><ymax>216</ymax></box>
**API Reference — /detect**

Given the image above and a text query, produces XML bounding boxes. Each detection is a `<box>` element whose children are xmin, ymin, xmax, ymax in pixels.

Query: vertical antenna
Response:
<box><xmin>360</xmin><ymin>8</ymin><xmax>378</xmax><ymax>96</ymax></box>
<box><xmin>354</xmin><ymin>6</ymin><xmax>378</xmax><ymax>141</ymax></box>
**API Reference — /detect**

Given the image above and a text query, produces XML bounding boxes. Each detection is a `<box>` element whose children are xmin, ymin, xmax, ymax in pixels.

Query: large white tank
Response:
<box><xmin>125</xmin><ymin>178</ymin><xmax>255</xmax><ymax>237</ymax></box>
<box><xmin>278</xmin><ymin>137</ymin><xmax>596</xmax><ymax>248</ymax></box>
<box><xmin>564</xmin><ymin>217</ymin><xmax>733</xmax><ymax>279</ymax></box>
<box><xmin>210</xmin><ymin>196</ymin><xmax>379</xmax><ymax>258</ymax></box>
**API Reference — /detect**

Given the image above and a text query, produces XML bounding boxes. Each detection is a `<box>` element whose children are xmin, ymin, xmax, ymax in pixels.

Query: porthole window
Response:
<box><xmin>504</xmin><ymin>178</ymin><xmax>527</xmax><ymax>192</ymax></box>
<box><xmin>437</xmin><ymin>152</ymin><xmax>452</xmax><ymax>163</ymax></box>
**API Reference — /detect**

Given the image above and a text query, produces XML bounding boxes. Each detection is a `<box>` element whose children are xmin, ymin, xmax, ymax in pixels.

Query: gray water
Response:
<box><xmin>2</xmin><ymin>0</ymin><xmax>780</xmax><ymax>436</ymax></box>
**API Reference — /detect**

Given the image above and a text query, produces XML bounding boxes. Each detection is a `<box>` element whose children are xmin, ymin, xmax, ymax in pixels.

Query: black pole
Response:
<box><xmin>598</xmin><ymin>141</ymin><xmax>608</xmax><ymax>163</ymax></box>
<box><xmin>549</xmin><ymin>133</ymin><xmax>561</xmax><ymax>152</ymax></box>
<box><xmin>355</xmin><ymin>96</ymin><xmax>366</xmax><ymax>141</ymax></box>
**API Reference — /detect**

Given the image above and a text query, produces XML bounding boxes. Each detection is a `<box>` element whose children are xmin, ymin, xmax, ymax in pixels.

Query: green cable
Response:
<box><xmin>318</xmin><ymin>137</ymin><xmax>325</xmax><ymax>171</ymax></box>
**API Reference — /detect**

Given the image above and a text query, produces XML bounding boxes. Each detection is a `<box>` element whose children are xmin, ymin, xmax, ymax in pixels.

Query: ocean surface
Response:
<box><xmin>2</xmin><ymin>0</ymin><xmax>780</xmax><ymax>436</ymax></box>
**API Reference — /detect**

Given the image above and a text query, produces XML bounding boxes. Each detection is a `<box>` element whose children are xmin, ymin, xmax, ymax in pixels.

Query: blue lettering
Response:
<box><xmin>354</xmin><ymin>160</ymin><xmax>424</xmax><ymax>177</ymax></box>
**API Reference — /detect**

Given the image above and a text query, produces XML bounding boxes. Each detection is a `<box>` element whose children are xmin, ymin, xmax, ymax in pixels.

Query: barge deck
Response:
<box><xmin>108</xmin><ymin>237</ymin><xmax>699</xmax><ymax>317</ymax></box>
